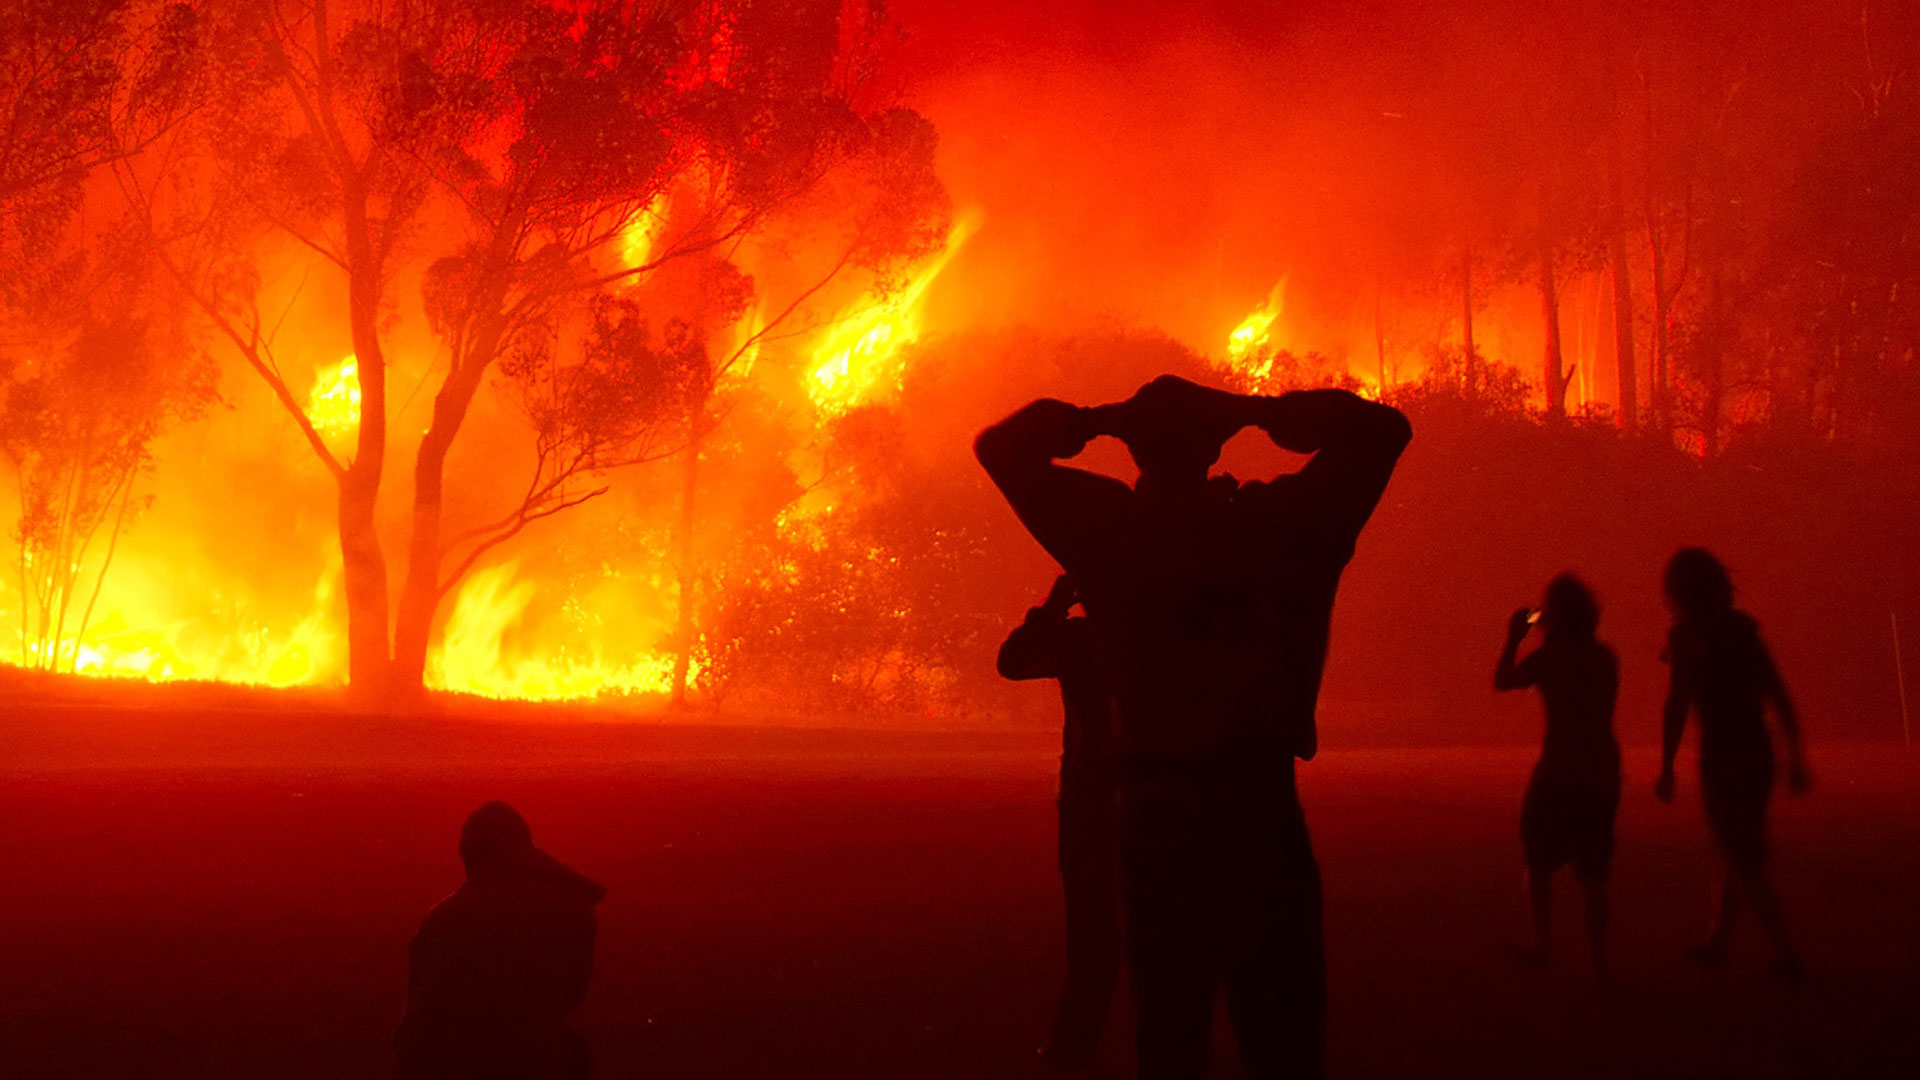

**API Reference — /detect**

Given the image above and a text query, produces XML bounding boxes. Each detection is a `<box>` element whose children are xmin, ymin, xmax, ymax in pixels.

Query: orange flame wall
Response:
<box><xmin>0</xmin><ymin>1</ymin><xmax>1681</xmax><ymax>702</ymax></box>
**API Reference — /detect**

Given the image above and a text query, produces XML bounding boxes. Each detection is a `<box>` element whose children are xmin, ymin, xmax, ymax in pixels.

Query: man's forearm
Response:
<box><xmin>975</xmin><ymin>397</ymin><xmax>1132</xmax><ymax>572</ymax></box>
<box><xmin>974</xmin><ymin>398</ymin><xmax>1096</xmax><ymax>482</ymax></box>
<box><xmin>1249</xmin><ymin>389</ymin><xmax>1411</xmax><ymax>456</ymax></box>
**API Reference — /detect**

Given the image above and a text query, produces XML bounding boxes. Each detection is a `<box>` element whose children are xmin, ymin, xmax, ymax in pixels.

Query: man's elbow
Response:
<box><xmin>995</xmin><ymin>637</ymin><xmax>1031</xmax><ymax>680</ymax></box>
<box><xmin>976</xmin><ymin>398</ymin><xmax>1088</xmax><ymax>473</ymax></box>
<box><xmin>997</xmin><ymin>656</ymin><xmax>1047</xmax><ymax>681</ymax></box>
<box><xmin>1370</xmin><ymin>402</ymin><xmax>1413</xmax><ymax>455</ymax></box>
<box><xmin>995</xmin><ymin>652</ymin><xmax>1020</xmax><ymax>680</ymax></box>
<box><xmin>973</xmin><ymin>425</ymin><xmax>1005</xmax><ymax>469</ymax></box>
<box><xmin>974</xmin><ymin>421</ymin><xmax>1032</xmax><ymax>482</ymax></box>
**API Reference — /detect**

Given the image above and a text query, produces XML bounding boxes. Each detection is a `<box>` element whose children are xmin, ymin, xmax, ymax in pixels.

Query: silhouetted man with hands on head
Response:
<box><xmin>999</xmin><ymin>572</ymin><xmax>1122</xmax><ymax>1069</ymax></box>
<box><xmin>977</xmin><ymin>376</ymin><xmax>1410</xmax><ymax>1080</ymax></box>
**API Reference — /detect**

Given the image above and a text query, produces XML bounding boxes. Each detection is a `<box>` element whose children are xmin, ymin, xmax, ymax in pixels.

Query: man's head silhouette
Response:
<box><xmin>1104</xmin><ymin>376</ymin><xmax>1243</xmax><ymax>495</ymax></box>
<box><xmin>459</xmin><ymin>801</ymin><xmax>534</xmax><ymax>879</ymax></box>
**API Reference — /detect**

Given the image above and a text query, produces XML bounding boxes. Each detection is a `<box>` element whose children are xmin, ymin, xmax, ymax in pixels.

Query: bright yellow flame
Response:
<box><xmin>808</xmin><ymin>210</ymin><xmax>982</xmax><ymax>415</ymax></box>
<box><xmin>1221</xmin><ymin>278</ymin><xmax>1289</xmax><ymax>391</ymax></box>
<box><xmin>307</xmin><ymin>356</ymin><xmax>360</xmax><ymax>436</ymax></box>
<box><xmin>32</xmin><ymin>562</ymin><xmax>345</xmax><ymax>686</ymax></box>
<box><xmin>429</xmin><ymin>561</ymin><xmax>684</xmax><ymax>700</ymax></box>
<box><xmin>619</xmin><ymin>196</ymin><xmax>670</xmax><ymax>271</ymax></box>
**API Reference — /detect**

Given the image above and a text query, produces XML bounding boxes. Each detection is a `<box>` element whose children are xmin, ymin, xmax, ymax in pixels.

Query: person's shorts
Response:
<box><xmin>1702</xmin><ymin>756</ymin><xmax>1774</xmax><ymax>869</ymax></box>
<box><xmin>1521</xmin><ymin>772</ymin><xmax>1620</xmax><ymax>882</ymax></box>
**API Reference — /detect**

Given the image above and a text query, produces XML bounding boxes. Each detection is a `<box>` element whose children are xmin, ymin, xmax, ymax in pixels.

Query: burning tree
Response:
<box><xmin>115</xmin><ymin>0</ymin><xmax>947</xmax><ymax>696</ymax></box>
<box><xmin>0</xmin><ymin>0</ymin><xmax>212</xmax><ymax>671</ymax></box>
<box><xmin>1</xmin><ymin>302</ymin><xmax>214</xmax><ymax>671</ymax></box>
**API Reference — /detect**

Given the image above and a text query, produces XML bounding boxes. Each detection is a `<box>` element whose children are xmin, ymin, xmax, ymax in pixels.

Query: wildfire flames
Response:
<box><xmin>0</xmin><ymin>205</ymin><xmax>986</xmax><ymax>700</ymax></box>
<box><xmin>808</xmin><ymin>212</ymin><xmax>982</xmax><ymax>415</ymax></box>
<box><xmin>4</xmin><ymin>0</ymin><xmax>1911</xmax><ymax>720</ymax></box>
<box><xmin>308</xmin><ymin>357</ymin><xmax>361</xmax><ymax>439</ymax></box>
<box><xmin>62</xmin><ymin>565</ymin><xmax>342</xmax><ymax>688</ymax></box>
<box><xmin>430</xmin><ymin>562</ymin><xmax>681</xmax><ymax>699</ymax></box>
<box><xmin>0</xmin><ymin>209</ymin><xmax>1657</xmax><ymax>703</ymax></box>
<box><xmin>1220</xmin><ymin>279</ymin><xmax>1290</xmax><ymax>392</ymax></box>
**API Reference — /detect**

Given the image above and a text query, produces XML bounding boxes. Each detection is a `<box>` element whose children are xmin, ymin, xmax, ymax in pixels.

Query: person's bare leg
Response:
<box><xmin>1526</xmin><ymin>870</ymin><xmax>1553</xmax><ymax>968</ymax></box>
<box><xmin>1692</xmin><ymin>866</ymin><xmax>1739</xmax><ymax>966</ymax></box>
<box><xmin>1579</xmin><ymin>876</ymin><xmax>1610</xmax><ymax>984</ymax></box>
<box><xmin>1734</xmin><ymin>866</ymin><xmax>1805</xmax><ymax>979</ymax></box>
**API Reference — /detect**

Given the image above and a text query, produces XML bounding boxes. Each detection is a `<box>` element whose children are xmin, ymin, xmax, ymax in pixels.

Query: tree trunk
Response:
<box><xmin>340</xmin><ymin>182</ymin><xmax>392</xmax><ymax>697</ymax></box>
<box><xmin>1647</xmin><ymin>221</ymin><xmax>1674</xmax><ymax>442</ymax></box>
<box><xmin>1373</xmin><ymin>281</ymin><xmax>1388</xmax><ymax>394</ymax></box>
<box><xmin>393</xmin><ymin>356</ymin><xmax>493</xmax><ymax>693</ymax></box>
<box><xmin>1461</xmin><ymin>246</ymin><xmax>1476</xmax><ymax>390</ymax></box>
<box><xmin>1609</xmin><ymin>240</ymin><xmax>1637</xmax><ymax>433</ymax></box>
<box><xmin>1608</xmin><ymin>133</ymin><xmax>1637</xmax><ymax>433</ymax></box>
<box><xmin>1699</xmin><ymin>275</ymin><xmax>1725</xmax><ymax>456</ymax></box>
<box><xmin>1763</xmin><ymin>327</ymin><xmax>1807</xmax><ymax>439</ymax></box>
<box><xmin>338</xmin><ymin>471</ymin><xmax>390</xmax><ymax>694</ymax></box>
<box><xmin>393</xmin><ymin>201</ymin><xmax>530</xmax><ymax>694</ymax></box>
<box><xmin>1540</xmin><ymin>249</ymin><xmax>1568</xmax><ymax>420</ymax></box>
<box><xmin>670</xmin><ymin>418</ymin><xmax>703</xmax><ymax>705</ymax></box>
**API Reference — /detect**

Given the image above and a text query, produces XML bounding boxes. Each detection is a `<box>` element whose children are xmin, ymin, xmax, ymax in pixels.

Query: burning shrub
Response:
<box><xmin>2</xmin><ymin>299</ymin><xmax>214</xmax><ymax>671</ymax></box>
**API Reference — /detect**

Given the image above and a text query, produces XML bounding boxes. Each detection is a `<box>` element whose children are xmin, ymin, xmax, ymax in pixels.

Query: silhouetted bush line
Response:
<box><xmin>688</xmin><ymin>332</ymin><xmax>1916</xmax><ymax>742</ymax></box>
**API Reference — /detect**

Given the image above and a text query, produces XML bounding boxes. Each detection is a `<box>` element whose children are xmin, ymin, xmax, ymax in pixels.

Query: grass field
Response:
<box><xmin>2</xmin><ymin>704</ymin><xmax>1917</xmax><ymax>1077</ymax></box>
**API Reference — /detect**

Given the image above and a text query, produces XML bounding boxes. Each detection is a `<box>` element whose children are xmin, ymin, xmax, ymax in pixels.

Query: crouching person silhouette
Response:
<box><xmin>395</xmin><ymin>802</ymin><xmax>606</xmax><ymax>1079</ymax></box>
<box><xmin>999</xmin><ymin>573</ymin><xmax>1122</xmax><ymax>1068</ymax></box>
<box><xmin>977</xmin><ymin>376</ymin><xmax>1411</xmax><ymax>1080</ymax></box>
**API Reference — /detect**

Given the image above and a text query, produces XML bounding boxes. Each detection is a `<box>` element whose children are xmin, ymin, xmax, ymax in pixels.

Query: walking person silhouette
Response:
<box><xmin>1494</xmin><ymin>574</ymin><xmax>1621</xmax><ymax>982</ymax></box>
<box><xmin>977</xmin><ymin>375</ymin><xmax>1410</xmax><ymax>1079</ymax></box>
<box><xmin>1654</xmin><ymin>548</ymin><xmax>1810</xmax><ymax>978</ymax></box>
<box><xmin>998</xmin><ymin>573</ymin><xmax>1122</xmax><ymax>1069</ymax></box>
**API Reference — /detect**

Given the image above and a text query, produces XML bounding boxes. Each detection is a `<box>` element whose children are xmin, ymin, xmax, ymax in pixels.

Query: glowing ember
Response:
<box><xmin>808</xmin><ymin>211</ymin><xmax>982</xmax><ymax>415</ymax></box>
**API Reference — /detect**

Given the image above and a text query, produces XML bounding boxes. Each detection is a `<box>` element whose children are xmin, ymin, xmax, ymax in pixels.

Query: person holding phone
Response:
<box><xmin>1495</xmin><ymin>574</ymin><xmax>1621</xmax><ymax>981</ymax></box>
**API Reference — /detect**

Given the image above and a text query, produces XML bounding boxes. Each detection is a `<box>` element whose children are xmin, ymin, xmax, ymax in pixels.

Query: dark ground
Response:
<box><xmin>2</xmin><ymin>705</ymin><xmax>1917</xmax><ymax>1078</ymax></box>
